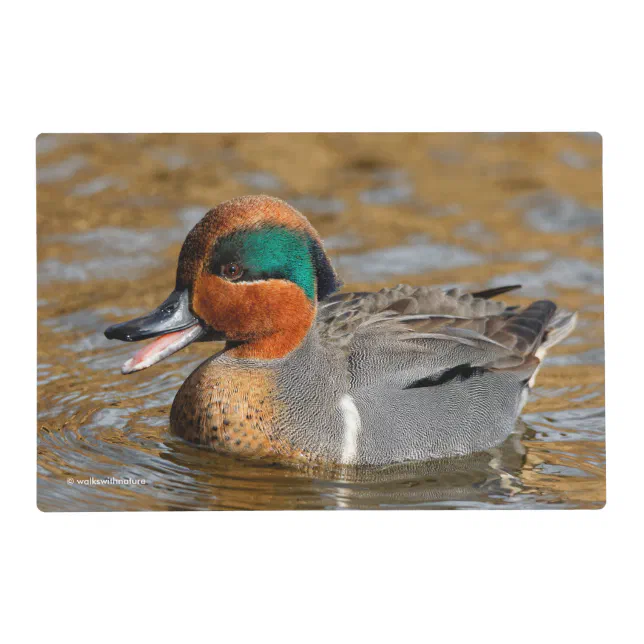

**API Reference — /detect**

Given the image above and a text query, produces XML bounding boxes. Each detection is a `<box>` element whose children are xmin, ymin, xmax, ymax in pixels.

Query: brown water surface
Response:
<box><xmin>37</xmin><ymin>133</ymin><xmax>604</xmax><ymax>510</ymax></box>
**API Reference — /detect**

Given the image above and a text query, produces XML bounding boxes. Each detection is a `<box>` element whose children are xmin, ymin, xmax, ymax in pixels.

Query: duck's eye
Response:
<box><xmin>221</xmin><ymin>262</ymin><xmax>243</xmax><ymax>281</ymax></box>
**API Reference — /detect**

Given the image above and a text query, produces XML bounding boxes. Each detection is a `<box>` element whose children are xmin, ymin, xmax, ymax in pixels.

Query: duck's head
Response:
<box><xmin>105</xmin><ymin>195</ymin><xmax>342</xmax><ymax>372</ymax></box>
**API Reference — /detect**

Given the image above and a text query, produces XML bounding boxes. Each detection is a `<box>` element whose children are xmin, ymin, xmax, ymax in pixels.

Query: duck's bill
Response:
<box><xmin>104</xmin><ymin>289</ymin><xmax>205</xmax><ymax>374</ymax></box>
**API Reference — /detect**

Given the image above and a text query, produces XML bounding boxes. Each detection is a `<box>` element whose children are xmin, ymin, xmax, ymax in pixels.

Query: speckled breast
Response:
<box><xmin>170</xmin><ymin>357</ymin><xmax>309</xmax><ymax>462</ymax></box>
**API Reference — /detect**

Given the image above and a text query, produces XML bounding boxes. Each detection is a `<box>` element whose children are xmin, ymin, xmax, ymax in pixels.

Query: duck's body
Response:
<box><xmin>169</xmin><ymin>284</ymin><xmax>575</xmax><ymax>465</ymax></box>
<box><xmin>105</xmin><ymin>196</ymin><xmax>576</xmax><ymax>466</ymax></box>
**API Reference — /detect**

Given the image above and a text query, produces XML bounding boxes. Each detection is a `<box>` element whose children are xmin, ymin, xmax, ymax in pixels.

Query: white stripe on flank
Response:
<box><xmin>340</xmin><ymin>394</ymin><xmax>362</xmax><ymax>464</ymax></box>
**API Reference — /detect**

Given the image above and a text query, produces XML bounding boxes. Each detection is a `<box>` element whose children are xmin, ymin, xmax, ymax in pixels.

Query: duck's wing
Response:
<box><xmin>318</xmin><ymin>284</ymin><xmax>576</xmax><ymax>388</ymax></box>
<box><xmin>318</xmin><ymin>284</ymin><xmax>518</xmax><ymax>347</ymax></box>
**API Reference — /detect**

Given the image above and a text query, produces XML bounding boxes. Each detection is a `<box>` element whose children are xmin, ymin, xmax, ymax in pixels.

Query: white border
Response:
<box><xmin>4</xmin><ymin>2</ymin><xmax>641</xmax><ymax>642</ymax></box>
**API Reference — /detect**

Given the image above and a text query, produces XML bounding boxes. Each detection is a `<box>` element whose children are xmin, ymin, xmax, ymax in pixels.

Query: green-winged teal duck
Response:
<box><xmin>105</xmin><ymin>195</ymin><xmax>577</xmax><ymax>465</ymax></box>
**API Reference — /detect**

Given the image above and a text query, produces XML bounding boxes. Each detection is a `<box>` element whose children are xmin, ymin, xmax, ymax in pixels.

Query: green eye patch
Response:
<box><xmin>209</xmin><ymin>226</ymin><xmax>325</xmax><ymax>300</ymax></box>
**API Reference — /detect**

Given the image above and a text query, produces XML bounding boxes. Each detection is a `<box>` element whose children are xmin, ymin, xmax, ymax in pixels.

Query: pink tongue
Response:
<box><xmin>121</xmin><ymin>324</ymin><xmax>203</xmax><ymax>374</ymax></box>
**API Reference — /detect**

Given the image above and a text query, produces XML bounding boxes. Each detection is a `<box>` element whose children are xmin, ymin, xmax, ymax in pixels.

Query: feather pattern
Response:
<box><xmin>317</xmin><ymin>284</ymin><xmax>565</xmax><ymax>375</ymax></box>
<box><xmin>269</xmin><ymin>283</ymin><xmax>578</xmax><ymax>465</ymax></box>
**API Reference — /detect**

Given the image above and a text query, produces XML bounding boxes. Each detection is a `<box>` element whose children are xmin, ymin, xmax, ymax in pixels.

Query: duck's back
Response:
<box><xmin>315</xmin><ymin>284</ymin><xmax>576</xmax><ymax>465</ymax></box>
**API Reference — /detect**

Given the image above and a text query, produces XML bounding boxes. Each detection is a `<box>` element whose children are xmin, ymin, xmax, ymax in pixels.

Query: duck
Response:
<box><xmin>104</xmin><ymin>195</ymin><xmax>577</xmax><ymax>466</ymax></box>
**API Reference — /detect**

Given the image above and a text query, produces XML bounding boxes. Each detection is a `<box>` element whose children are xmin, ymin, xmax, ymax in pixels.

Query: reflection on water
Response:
<box><xmin>337</xmin><ymin>235</ymin><xmax>482</xmax><ymax>281</ymax></box>
<box><xmin>513</xmin><ymin>190</ymin><xmax>603</xmax><ymax>233</ymax></box>
<box><xmin>37</xmin><ymin>133</ymin><xmax>604</xmax><ymax>511</ymax></box>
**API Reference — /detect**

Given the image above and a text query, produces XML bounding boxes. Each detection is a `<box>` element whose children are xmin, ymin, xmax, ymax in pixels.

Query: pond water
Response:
<box><xmin>37</xmin><ymin>133</ymin><xmax>604</xmax><ymax>510</ymax></box>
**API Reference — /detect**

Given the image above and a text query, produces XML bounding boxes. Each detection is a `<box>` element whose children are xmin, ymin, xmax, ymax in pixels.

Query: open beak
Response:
<box><xmin>104</xmin><ymin>289</ymin><xmax>205</xmax><ymax>374</ymax></box>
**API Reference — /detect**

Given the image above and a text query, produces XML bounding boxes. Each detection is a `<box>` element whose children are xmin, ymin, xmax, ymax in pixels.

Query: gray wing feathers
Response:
<box><xmin>318</xmin><ymin>284</ymin><xmax>577</xmax><ymax>388</ymax></box>
<box><xmin>318</xmin><ymin>284</ymin><xmax>511</xmax><ymax>344</ymax></box>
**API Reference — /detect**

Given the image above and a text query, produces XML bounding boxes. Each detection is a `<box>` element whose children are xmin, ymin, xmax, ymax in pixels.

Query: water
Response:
<box><xmin>37</xmin><ymin>133</ymin><xmax>605</xmax><ymax>510</ymax></box>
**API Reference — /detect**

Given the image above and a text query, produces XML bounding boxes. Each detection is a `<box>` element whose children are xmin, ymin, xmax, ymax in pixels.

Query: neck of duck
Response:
<box><xmin>192</xmin><ymin>277</ymin><xmax>318</xmax><ymax>361</ymax></box>
<box><xmin>224</xmin><ymin>305</ymin><xmax>314</xmax><ymax>360</ymax></box>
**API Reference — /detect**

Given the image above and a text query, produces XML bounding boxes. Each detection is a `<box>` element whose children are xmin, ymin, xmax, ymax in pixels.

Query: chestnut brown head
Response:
<box><xmin>105</xmin><ymin>195</ymin><xmax>342</xmax><ymax>370</ymax></box>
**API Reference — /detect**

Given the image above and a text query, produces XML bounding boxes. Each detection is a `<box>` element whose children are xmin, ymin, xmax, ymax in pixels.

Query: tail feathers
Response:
<box><xmin>491</xmin><ymin>300</ymin><xmax>557</xmax><ymax>356</ymax></box>
<box><xmin>536</xmin><ymin>310</ymin><xmax>578</xmax><ymax>359</ymax></box>
<box><xmin>489</xmin><ymin>303</ymin><xmax>577</xmax><ymax>391</ymax></box>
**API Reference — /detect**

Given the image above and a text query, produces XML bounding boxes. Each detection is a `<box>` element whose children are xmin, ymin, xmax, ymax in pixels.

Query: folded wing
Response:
<box><xmin>318</xmin><ymin>284</ymin><xmax>576</xmax><ymax>389</ymax></box>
